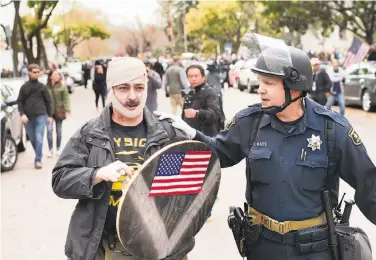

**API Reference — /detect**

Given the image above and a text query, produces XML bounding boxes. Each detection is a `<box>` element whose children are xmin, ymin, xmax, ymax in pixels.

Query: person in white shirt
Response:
<box><xmin>325</xmin><ymin>59</ymin><xmax>346</xmax><ymax>116</ymax></box>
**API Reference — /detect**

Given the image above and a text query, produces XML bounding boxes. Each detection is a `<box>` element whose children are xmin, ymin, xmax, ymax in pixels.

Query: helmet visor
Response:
<box><xmin>240</xmin><ymin>33</ymin><xmax>292</xmax><ymax>76</ymax></box>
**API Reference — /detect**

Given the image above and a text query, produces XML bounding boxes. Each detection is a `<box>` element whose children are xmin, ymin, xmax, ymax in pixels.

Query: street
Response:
<box><xmin>1</xmin><ymin>84</ymin><xmax>376</xmax><ymax>260</ymax></box>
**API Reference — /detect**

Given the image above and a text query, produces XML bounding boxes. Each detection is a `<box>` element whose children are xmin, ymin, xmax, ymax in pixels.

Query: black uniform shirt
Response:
<box><xmin>194</xmin><ymin>98</ymin><xmax>376</xmax><ymax>224</ymax></box>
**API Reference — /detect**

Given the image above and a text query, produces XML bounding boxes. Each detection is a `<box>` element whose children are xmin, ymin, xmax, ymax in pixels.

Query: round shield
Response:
<box><xmin>116</xmin><ymin>141</ymin><xmax>221</xmax><ymax>259</ymax></box>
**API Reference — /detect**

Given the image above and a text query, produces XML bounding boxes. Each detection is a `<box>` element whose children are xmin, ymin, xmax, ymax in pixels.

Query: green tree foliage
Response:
<box><xmin>185</xmin><ymin>1</ymin><xmax>280</xmax><ymax>54</ymax></box>
<box><xmin>52</xmin><ymin>7</ymin><xmax>110</xmax><ymax>58</ymax></box>
<box><xmin>261</xmin><ymin>1</ymin><xmax>376</xmax><ymax>45</ymax></box>
<box><xmin>15</xmin><ymin>0</ymin><xmax>58</xmax><ymax>67</ymax></box>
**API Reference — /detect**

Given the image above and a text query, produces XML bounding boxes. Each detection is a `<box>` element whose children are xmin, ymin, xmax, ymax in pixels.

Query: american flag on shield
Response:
<box><xmin>343</xmin><ymin>38</ymin><xmax>370</xmax><ymax>68</ymax></box>
<box><xmin>149</xmin><ymin>151</ymin><xmax>212</xmax><ymax>197</ymax></box>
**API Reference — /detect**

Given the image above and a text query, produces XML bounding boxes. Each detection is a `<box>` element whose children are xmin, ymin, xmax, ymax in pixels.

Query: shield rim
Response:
<box><xmin>116</xmin><ymin>140</ymin><xmax>218</xmax><ymax>255</ymax></box>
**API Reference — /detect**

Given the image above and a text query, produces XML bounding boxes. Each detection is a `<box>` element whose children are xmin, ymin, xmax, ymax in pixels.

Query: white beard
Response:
<box><xmin>108</xmin><ymin>89</ymin><xmax>147</xmax><ymax>119</ymax></box>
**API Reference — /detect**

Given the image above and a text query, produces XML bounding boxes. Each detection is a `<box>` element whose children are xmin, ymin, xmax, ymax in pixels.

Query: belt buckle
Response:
<box><xmin>262</xmin><ymin>216</ymin><xmax>290</xmax><ymax>235</ymax></box>
<box><xmin>278</xmin><ymin>221</ymin><xmax>291</xmax><ymax>235</ymax></box>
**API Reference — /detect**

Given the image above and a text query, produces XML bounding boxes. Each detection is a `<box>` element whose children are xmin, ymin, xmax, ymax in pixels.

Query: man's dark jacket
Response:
<box><xmin>52</xmin><ymin>106</ymin><xmax>193</xmax><ymax>260</ymax></box>
<box><xmin>310</xmin><ymin>68</ymin><xmax>332</xmax><ymax>105</ymax></box>
<box><xmin>17</xmin><ymin>79</ymin><xmax>52</xmax><ymax>118</ymax></box>
<box><xmin>182</xmin><ymin>83</ymin><xmax>221</xmax><ymax>137</ymax></box>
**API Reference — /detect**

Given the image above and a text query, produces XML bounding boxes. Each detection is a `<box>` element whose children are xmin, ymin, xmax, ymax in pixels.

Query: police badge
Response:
<box><xmin>116</xmin><ymin>141</ymin><xmax>221</xmax><ymax>259</ymax></box>
<box><xmin>307</xmin><ymin>134</ymin><xmax>322</xmax><ymax>151</ymax></box>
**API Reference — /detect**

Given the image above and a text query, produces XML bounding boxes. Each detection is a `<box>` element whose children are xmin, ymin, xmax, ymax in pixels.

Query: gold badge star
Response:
<box><xmin>307</xmin><ymin>134</ymin><xmax>322</xmax><ymax>151</ymax></box>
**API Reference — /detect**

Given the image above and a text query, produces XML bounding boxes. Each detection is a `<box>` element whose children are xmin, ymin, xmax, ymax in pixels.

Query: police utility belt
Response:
<box><xmin>248</xmin><ymin>206</ymin><xmax>326</xmax><ymax>235</ymax></box>
<box><xmin>228</xmin><ymin>204</ymin><xmax>330</xmax><ymax>257</ymax></box>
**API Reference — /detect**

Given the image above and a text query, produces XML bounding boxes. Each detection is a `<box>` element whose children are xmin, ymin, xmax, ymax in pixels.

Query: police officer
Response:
<box><xmin>156</xmin><ymin>33</ymin><xmax>376</xmax><ymax>260</ymax></box>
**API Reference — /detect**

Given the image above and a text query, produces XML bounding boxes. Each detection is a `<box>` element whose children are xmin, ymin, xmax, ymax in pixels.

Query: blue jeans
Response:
<box><xmin>47</xmin><ymin>117</ymin><xmax>63</xmax><ymax>151</ymax></box>
<box><xmin>25</xmin><ymin>114</ymin><xmax>48</xmax><ymax>163</ymax></box>
<box><xmin>325</xmin><ymin>92</ymin><xmax>345</xmax><ymax>116</ymax></box>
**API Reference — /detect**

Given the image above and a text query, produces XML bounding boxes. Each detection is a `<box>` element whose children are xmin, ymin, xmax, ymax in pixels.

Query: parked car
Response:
<box><xmin>343</xmin><ymin>61</ymin><xmax>376</xmax><ymax>112</ymax></box>
<box><xmin>1</xmin><ymin>83</ymin><xmax>27</xmax><ymax>172</ymax></box>
<box><xmin>60</xmin><ymin>72</ymin><xmax>75</xmax><ymax>94</ymax></box>
<box><xmin>61</xmin><ymin>62</ymin><xmax>84</xmax><ymax>86</ymax></box>
<box><xmin>236</xmin><ymin>59</ymin><xmax>259</xmax><ymax>92</ymax></box>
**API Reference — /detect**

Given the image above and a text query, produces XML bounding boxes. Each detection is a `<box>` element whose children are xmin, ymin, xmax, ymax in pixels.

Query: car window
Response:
<box><xmin>1</xmin><ymin>85</ymin><xmax>10</xmax><ymax>105</ymax></box>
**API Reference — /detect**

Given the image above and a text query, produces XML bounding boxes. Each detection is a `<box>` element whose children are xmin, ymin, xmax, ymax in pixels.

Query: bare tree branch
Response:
<box><xmin>0</xmin><ymin>0</ymin><xmax>13</xmax><ymax>7</ymax></box>
<box><xmin>29</xmin><ymin>1</ymin><xmax>58</xmax><ymax>39</ymax></box>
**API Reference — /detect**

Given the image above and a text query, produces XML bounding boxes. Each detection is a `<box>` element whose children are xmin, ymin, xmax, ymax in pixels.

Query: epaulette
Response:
<box><xmin>237</xmin><ymin>104</ymin><xmax>262</xmax><ymax>119</ymax></box>
<box><xmin>312</xmin><ymin>106</ymin><xmax>348</xmax><ymax>127</ymax></box>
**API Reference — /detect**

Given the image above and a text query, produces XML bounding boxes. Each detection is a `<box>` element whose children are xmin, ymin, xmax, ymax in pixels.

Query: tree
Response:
<box><xmin>15</xmin><ymin>0</ymin><xmax>58</xmax><ymax>68</ymax></box>
<box><xmin>325</xmin><ymin>1</ymin><xmax>376</xmax><ymax>44</ymax></box>
<box><xmin>157</xmin><ymin>0</ymin><xmax>198</xmax><ymax>53</ymax></box>
<box><xmin>261</xmin><ymin>1</ymin><xmax>333</xmax><ymax>47</ymax></box>
<box><xmin>186</xmin><ymin>1</ymin><xmax>264</xmax><ymax>54</ymax></box>
<box><xmin>52</xmin><ymin>7</ymin><xmax>110</xmax><ymax>59</ymax></box>
<box><xmin>261</xmin><ymin>1</ymin><xmax>376</xmax><ymax>45</ymax></box>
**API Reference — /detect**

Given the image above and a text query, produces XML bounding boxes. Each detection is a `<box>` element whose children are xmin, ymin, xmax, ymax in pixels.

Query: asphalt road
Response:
<box><xmin>1</xmin><ymin>84</ymin><xmax>375</xmax><ymax>260</ymax></box>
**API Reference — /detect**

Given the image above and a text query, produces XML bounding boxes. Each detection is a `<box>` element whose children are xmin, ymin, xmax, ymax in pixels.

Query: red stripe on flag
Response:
<box><xmin>185</xmin><ymin>151</ymin><xmax>212</xmax><ymax>155</ymax></box>
<box><xmin>179</xmin><ymin>171</ymin><xmax>207</xmax><ymax>175</ymax></box>
<box><xmin>150</xmin><ymin>183</ymin><xmax>203</xmax><ymax>190</ymax></box>
<box><xmin>149</xmin><ymin>188</ymin><xmax>202</xmax><ymax>197</ymax></box>
<box><xmin>151</xmin><ymin>177</ymin><xmax>205</xmax><ymax>183</ymax></box>
<box><xmin>181</xmin><ymin>164</ymin><xmax>209</xmax><ymax>169</ymax></box>
<box><xmin>183</xmin><ymin>158</ymin><xmax>211</xmax><ymax>162</ymax></box>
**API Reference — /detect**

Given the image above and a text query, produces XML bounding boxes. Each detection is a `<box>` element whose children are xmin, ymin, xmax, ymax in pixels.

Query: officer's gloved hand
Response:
<box><xmin>95</xmin><ymin>161</ymin><xmax>134</xmax><ymax>184</ymax></box>
<box><xmin>154</xmin><ymin>111</ymin><xmax>196</xmax><ymax>140</ymax></box>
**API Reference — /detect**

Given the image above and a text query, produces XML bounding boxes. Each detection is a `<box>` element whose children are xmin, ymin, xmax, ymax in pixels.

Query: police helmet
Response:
<box><xmin>241</xmin><ymin>33</ymin><xmax>312</xmax><ymax>92</ymax></box>
<box><xmin>240</xmin><ymin>33</ymin><xmax>312</xmax><ymax>115</ymax></box>
<box><xmin>251</xmin><ymin>46</ymin><xmax>313</xmax><ymax>92</ymax></box>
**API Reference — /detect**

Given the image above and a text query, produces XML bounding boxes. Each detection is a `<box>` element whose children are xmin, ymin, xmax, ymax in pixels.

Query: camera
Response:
<box><xmin>206</xmin><ymin>60</ymin><xmax>227</xmax><ymax>73</ymax></box>
<box><xmin>181</xmin><ymin>88</ymin><xmax>195</xmax><ymax>109</ymax></box>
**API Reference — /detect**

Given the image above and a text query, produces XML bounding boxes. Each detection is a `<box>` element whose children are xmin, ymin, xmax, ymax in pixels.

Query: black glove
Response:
<box><xmin>166</xmin><ymin>93</ymin><xmax>170</xmax><ymax>98</ymax></box>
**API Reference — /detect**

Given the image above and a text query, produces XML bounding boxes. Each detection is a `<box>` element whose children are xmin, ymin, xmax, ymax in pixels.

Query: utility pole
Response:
<box><xmin>168</xmin><ymin>1</ymin><xmax>175</xmax><ymax>53</ymax></box>
<box><xmin>183</xmin><ymin>2</ymin><xmax>187</xmax><ymax>53</ymax></box>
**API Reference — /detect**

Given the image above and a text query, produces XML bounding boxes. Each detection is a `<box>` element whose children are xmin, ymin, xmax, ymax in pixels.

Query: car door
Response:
<box><xmin>3</xmin><ymin>84</ymin><xmax>22</xmax><ymax>143</ymax></box>
<box><xmin>343</xmin><ymin>64</ymin><xmax>361</xmax><ymax>104</ymax></box>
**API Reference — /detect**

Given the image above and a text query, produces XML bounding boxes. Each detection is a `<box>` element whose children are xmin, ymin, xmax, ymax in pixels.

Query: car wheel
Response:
<box><xmin>1</xmin><ymin>136</ymin><xmax>18</xmax><ymax>172</ymax></box>
<box><xmin>361</xmin><ymin>89</ymin><xmax>375</xmax><ymax>112</ymax></box>
<box><xmin>17</xmin><ymin>126</ymin><xmax>27</xmax><ymax>152</ymax></box>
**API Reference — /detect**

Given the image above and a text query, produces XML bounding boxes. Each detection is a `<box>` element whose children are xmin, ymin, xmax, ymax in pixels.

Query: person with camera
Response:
<box><xmin>182</xmin><ymin>64</ymin><xmax>222</xmax><ymax>138</ymax></box>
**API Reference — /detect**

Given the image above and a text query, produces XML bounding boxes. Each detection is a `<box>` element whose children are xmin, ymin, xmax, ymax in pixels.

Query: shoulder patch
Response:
<box><xmin>348</xmin><ymin>127</ymin><xmax>362</xmax><ymax>145</ymax></box>
<box><xmin>238</xmin><ymin>104</ymin><xmax>262</xmax><ymax>119</ymax></box>
<box><xmin>313</xmin><ymin>106</ymin><xmax>347</xmax><ymax>127</ymax></box>
<box><xmin>224</xmin><ymin>116</ymin><xmax>236</xmax><ymax>131</ymax></box>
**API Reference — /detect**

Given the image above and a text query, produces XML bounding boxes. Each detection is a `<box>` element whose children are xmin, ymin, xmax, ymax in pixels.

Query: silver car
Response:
<box><xmin>1</xmin><ymin>82</ymin><xmax>27</xmax><ymax>172</ymax></box>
